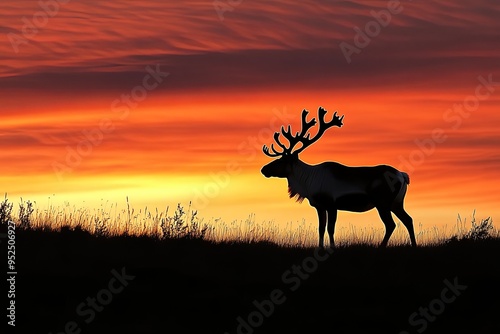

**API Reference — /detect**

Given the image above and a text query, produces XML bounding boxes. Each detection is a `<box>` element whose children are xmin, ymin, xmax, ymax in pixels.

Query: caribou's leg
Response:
<box><xmin>316</xmin><ymin>208</ymin><xmax>327</xmax><ymax>248</ymax></box>
<box><xmin>377</xmin><ymin>208</ymin><xmax>396</xmax><ymax>248</ymax></box>
<box><xmin>393</xmin><ymin>206</ymin><xmax>417</xmax><ymax>247</ymax></box>
<box><xmin>327</xmin><ymin>208</ymin><xmax>338</xmax><ymax>249</ymax></box>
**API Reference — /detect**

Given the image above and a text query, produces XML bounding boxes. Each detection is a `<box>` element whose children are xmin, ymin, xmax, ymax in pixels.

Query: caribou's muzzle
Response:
<box><xmin>261</xmin><ymin>166</ymin><xmax>271</xmax><ymax>178</ymax></box>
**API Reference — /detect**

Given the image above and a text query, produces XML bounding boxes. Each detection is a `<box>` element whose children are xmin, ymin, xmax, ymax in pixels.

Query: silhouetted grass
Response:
<box><xmin>446</xmin><ymin>212</ymin><xmax>494</xmax><ymax>244</ymax></box>
<box><xmin>3</xmin><ymin>195</ymin><xmax>496</xmax><ymax>248</ymax></box>
<box><xmin>3</xmin><ymin>196</ymin><xmax>500</xmax><ymax>333</ymax></box>
<box><xmin>16</xmin><ymin>219</ymin><xmax>500</xmax><ymax>334</ymax></box>
<box><xmin>0</xmin><ymin>193</ymin><xmax>13</xmax><ymax>226</ymax></box>
<box><xmin>5</xmin><ymin>192</ymin><xmax>498</xmax><ymax>333</ymax></box>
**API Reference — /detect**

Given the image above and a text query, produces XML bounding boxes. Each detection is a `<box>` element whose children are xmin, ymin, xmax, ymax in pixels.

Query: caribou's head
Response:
<box><xmin>261</xmin><ymin>107</ymin><xmax>344</xmax><ymax>178</ymax></box>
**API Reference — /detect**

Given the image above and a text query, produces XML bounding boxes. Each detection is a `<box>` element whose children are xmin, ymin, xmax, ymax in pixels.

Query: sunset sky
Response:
<box><xmin>1</xmin><ymin>0</ymin><xmax>499</xmax><ymax>235</ymax></box>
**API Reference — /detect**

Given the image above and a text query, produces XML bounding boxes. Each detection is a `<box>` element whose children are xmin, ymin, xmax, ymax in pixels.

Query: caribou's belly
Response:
<box><xmin>335</xmin><ymin>193</ymin><xmax>375</xmax><ymax>212</ymax></box>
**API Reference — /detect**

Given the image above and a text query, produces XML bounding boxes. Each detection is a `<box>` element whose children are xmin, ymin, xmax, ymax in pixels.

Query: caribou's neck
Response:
<box><xmin>286</xmin><ymin>160</ymin><xmax>318</xmax><ymax>202</ymax></box>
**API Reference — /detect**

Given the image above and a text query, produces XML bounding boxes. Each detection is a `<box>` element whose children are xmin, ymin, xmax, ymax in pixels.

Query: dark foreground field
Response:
<box><xmin>12</xmin><ymin>228</ymin><xmax>500</xmax><ymax>334</ymax></box>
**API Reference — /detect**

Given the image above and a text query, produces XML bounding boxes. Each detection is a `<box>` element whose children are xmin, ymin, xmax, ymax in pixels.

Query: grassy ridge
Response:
<box><xmin>3</xmin><ymin>196</ymin><xmax>499</xmax><ymax>333</ymax></box>
<box><xmin>2</xmin><ymin>196</ymin><xmax>497</xmax><ymax>246</ymax></box>
<box><xmin>13</xmin><ymin>224</ymin><xmax>500</xmax><ymax>334</ymax></box>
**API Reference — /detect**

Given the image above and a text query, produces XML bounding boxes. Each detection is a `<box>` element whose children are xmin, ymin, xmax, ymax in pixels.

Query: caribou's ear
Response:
<box><xmin>291</xmin><ymin>151</ymin><xmax>300</xmax><ymax>159</ymax></box>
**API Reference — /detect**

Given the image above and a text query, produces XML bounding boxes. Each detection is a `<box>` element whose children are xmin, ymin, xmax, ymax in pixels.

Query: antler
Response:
<box><xmin>293</xmin><ymin>107</ymin><xmax>344</xmax><ymax>155</ymax></box>
<box><xmin>262</xmin><ymin>106</ymin><xmax>344</xmax><ymax>157</ymax></box>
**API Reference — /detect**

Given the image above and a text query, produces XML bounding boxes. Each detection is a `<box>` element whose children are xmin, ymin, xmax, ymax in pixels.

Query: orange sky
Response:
<box><xmin>1</xmin><ymin>0</ymin><xmax>499</xmax><ymax>234</ymax></box>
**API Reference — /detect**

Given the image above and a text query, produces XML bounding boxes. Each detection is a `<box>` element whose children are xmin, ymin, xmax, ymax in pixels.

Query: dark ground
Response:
<box><xmin>9</xmin><ymin>228</ymin><xmax>500</xmax><ymax>334</ymax></box>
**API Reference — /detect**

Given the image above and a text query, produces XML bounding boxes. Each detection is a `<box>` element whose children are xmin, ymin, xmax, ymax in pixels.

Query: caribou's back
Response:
<box><xmin>312</xmin><ymin>162</ymin><xmax>407</xmax><ymax>212</ymax></box>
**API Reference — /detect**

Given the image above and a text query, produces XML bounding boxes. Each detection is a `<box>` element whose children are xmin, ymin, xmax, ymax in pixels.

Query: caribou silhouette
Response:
<box><xmin>261</xmin><ymin>107</ymin><xmax>417</xmax><ymax>248</ymax></box>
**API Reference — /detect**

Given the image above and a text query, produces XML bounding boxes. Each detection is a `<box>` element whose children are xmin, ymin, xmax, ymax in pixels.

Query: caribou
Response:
<box><xmin>261</xmin><ymin>107</ymin><xmax>417</xmax><ymax>248</ymax></box>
